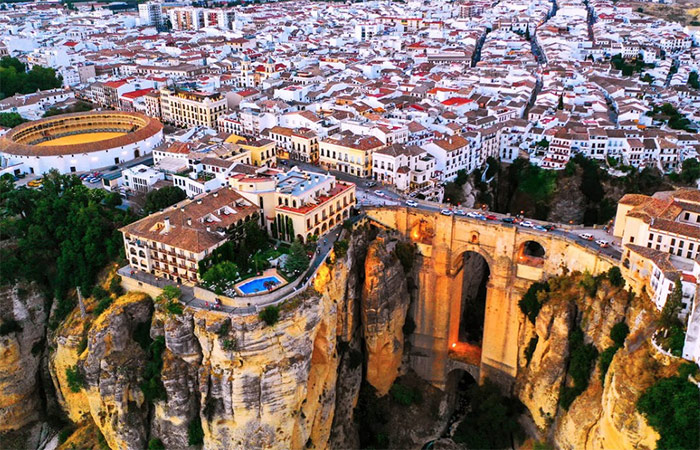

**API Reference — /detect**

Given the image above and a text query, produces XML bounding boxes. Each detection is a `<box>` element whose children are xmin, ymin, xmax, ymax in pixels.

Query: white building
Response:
<box><xmin>122</xmin><ymin>164</ymin><xmax>165</xmax><ymax>192</ymax></box>
<box><xmin>138</xmin><ymin>2</ymin><xmax>164</xmax><ymax>27</ymax></box>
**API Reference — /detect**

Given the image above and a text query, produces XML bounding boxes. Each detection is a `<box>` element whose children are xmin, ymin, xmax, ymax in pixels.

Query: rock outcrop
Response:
<box><xmin>0</xmin><ymin>283</ymin><xmax>47</xmax><ymax>432</ymax></box>
<box><xmin>361</xmin><ymin>235</ymin><xmax>410</xmax><ymax>395</ymax></box>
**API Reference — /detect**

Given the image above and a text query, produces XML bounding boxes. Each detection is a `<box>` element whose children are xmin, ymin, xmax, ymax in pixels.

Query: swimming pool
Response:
<box><xmin>237</xmin><ymin>276</ymin><xmax>283</xmax><ymax>295</ymax></box>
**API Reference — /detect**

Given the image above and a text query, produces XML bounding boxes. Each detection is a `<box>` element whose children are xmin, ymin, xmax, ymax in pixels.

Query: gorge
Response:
<box><xmin>0</xmin><ymin>207</ymin><xmax>695</xmax><ymax>450</ymax></box>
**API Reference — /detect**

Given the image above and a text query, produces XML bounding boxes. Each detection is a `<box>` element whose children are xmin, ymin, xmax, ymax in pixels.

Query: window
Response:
<box><xmin>684</xmin><ymin>212</ymin><xmax>690</xmax><ymax>220</ymax></box>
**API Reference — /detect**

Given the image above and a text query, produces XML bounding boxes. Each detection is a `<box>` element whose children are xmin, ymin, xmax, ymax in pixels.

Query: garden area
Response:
<box><xmin>197</xmin><ymin>221</ymin><xmax>314</xmax><ymax>296</ymax></box>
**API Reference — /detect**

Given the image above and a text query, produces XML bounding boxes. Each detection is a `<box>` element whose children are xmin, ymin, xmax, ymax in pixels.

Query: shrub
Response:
<box><xmin>77</xmin><ymin>336</ymin><xmax>88</xmax><ymax>354</ymax></box>
<box><xmin>165</xmin><ymin>301</ymin><xmax>184</xmax><ymax>315</ymax></box>
<box><xmin>93</xmin><ymin>296</ymin><xmax>113</xmax><ymax>316</ymax></box>
<box><xmin>607</xmin><ymin>266</ymin><xmax>625</xmax><ymax>288</ymax></box>
<box><xmin>58</xmin><ymin>427</ymin><xmax>74</xmax><ymax>444</ymax></box>
<box><xmin>222</xmin><ymin>338</ymin><xmax>237</xmax><ymax>351</ymax></box>
<box><xmin>389</xmin><ymin>382</ymin><xmax>422</xmax><ymax>406</ymax></box>
<box><xmin>187</xmin><ymin>416</ymin><xmax>204</xmax><ymax>445</ymax></box>
<box><xmin>0</xmin><ymin>318</ymin><xmax>22</xmax><ymax>336</ymax></box>
<box><xmin>65</xmin><ymin>365</ymin><xmax>85</xmax><ymax>392</ymax></box>
<box><xmin>109</xmin><ymin>276</ymin><xmax>124</xmax><ymax>296</ymax></box>
<box><xmin>160</xmin><ymin>285</ymin><xmax>181</xmax><ymax>301</ymax></box>
<box><xmin>525</xmin><ymin>336</ymin><xmax>539</xmax><ymax>365</ymax></box>
<box><xmin>610</xmin><ymin>321</ymin><xmax>630</xmax><ymax>348</ymax></box>
<box><xmin>559</xmin><ymin>327</ymin><xmax>598</xmax><ymax>410</ymax></box>
<box><xmin>453</xmin><ymin>380</ymin><xmax>525</xmax><ymax>449</ymax></box>
<box><xmin>217</xmin><ymin>321</ymin><xmax>230</xmax><ymax>337</ymax></box>
<box><xmin>333</xmin><ymin>239</ymin><xmax>349</xmax><ymax>258</ymax></box>
<box><xmin>147</xmin><ymin>438</ymin><xmax>165</xmax><ymax>450</ymax></box>
<box><xmin>637</xmin><ymin>365</ymin><xmax>699</xmax><ymax>450</ymax></box>
<box><xmin>91</xmin><ymin>285</ymin><xmax>108</xmax><ymax>300</ymax></box>
<box><xmin>598</xmin><ymin>346</ymin><xmax>617</xmax><ymax>384</ymax></box>
<box><xmin>579</xmin><ymin>271</ymin><xmax>599</xmax><ymax>297</ymax></box>
<box><xmin>518</xmin><ymin>281</ymin><xmax>550</xmax><ymax>324</ymax></box>
<box><xmin>259</xmin><ymin>305</ymin><xmax>280</xmax><ymax>326</ymax></box>
<box><xmin>140</xmin><ymin>336</ymin><xmax>166</xmax><ymax>403</ymax></box>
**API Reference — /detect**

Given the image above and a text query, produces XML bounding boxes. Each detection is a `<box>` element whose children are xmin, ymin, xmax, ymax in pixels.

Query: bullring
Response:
<box><xmin>0</xmin><ymin>111</ymin><xmax>163</xmax><ymax>175</ymax></box>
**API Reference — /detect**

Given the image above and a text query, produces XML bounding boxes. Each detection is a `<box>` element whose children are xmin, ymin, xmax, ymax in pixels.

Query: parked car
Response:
<box><xmin>579</xmin><ymin>233</ymin><xmax>594</xmax><ymax>241</ymax></box>
<box><xmin>455</xmin><ymin>209</ymin><xmax>467</xmax><ymax>216</ymax></box>
<box><xmin>440</xmin><ymin>209</ymin><xmax>453</xmax><ymax>216</ymax></box>
<box><xmin>595</xmin><ymin>239</ymin><xmax>610</xmax><ymax>248</ymax></box>
<box><xmin>501</xmin><ymin>217</ymin><xmax>515</xmax><ymax>224</ymax></box>
<box><xmin>485</xmin><ymin>214</ymin><xmax>498</xmax><ymax>221</ymax></box>
<box><xmin>375</xmin><ymin>190</ymin><xmax>385</xmax><ymax>197</ymax></box>
<box><xmin>543</xmin><ymin>224</ymin><xmax>556</xmax><ymax>231</ymax></box>
<box><xmin>27</xmin><ymin>179</ymin><xmax>43</xmax><ymax>188</ymax></box>
<box><xmin>406</xmin><ymin>200</ymin><xmax>418</xmax><ymax>207</ymax></box>
<box><xmin>520</xmin><ymin>220</ymin><xmax>534</xmax><ymax>228</ymax></box>
<box><xmin>466</xmin><ymin>211</ymin><xmax>480</xmax><ymax>218</ymax></box>
<box><xmin>365</xmin><ymin>181</ymin><xmax>377</xmax><ymax>188</ymax></box>
<box><xmin>533</xmin><ymin>225</ymin><xmax>547</xmax><ymax>232</ymax></box>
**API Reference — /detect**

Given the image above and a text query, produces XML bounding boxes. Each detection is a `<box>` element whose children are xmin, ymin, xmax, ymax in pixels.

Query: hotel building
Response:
<box><xmin>229</xmin><ymin>167</ymin><xmax>356</xmax><ymax>242</ymax></box>
<box><xmin>319</xmin><ymin>132</ymin><xmax>384</xmax><ymax>178</ymax></box>
<box><xmin>120</xmin><ymin>188</ymin><xmax>259</xmax><ymax>284</ymax></box>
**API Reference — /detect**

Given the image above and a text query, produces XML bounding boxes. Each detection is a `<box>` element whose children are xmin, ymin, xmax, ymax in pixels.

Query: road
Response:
<box><xmin>286</xmin><ymin>159</ymin><xmax>622</xmax><ymax>261</ymax></box>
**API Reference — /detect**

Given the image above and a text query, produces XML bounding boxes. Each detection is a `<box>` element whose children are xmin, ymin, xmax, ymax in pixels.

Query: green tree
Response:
<box><xmin>284</xmin><ymin>239</ymin><xmax>309</xmax><ymax>275</ymax></box>
<box><xmin>0</xmin><ymin>112</ymin><xmax>26</xmax><ymax>128</ymax></box>
<box><xmin>453</xmin><ymin>380</ymin><xmax>525</xmax><ymax>448</ymax></box>
<box><xmin>202</xmin><ymin>261</ymin><xmax>239</xmax><ymax>293</ymax></box>
<box><xmin>637</xmin><ymin>365</ymin><xmax>699</xmax><ymax>450</ymax></box>
<box><xmin>259</xmin><ymin>305</ymin><xmax>280</xmax><ymax>326</ymax></box>
<box><xmin>680</xmin><ymin>158</ymin><xmax>700</xmax><ymax>184</ymax></box>
<box><xmin>640</xmin><ymin>73</ymin><xmax>654</xmax><ymax>84</ymax></box>
<box><xmin>443</xmin><ymin>182</ymin><xmax>465</xmax><ymax>205</ymax></box>
<box><xmin>660</xmin><ymin>279</ymin><xmax>683</xmax><ymax>329</ymax></box>
<box><xmin>0</xmin><ymin>57</ymin><xmax>62</xmax><ymax>99</ymax></box>
<box><xmin>147</xmin><ymin>439</ymin><xmax>165</xmax><ymax>450</ymax></box>
<box><xmin>607</xmin><ymin>266</ymin><xmax>625</xmax><ymax>288</ymax></box>
<box><xmin>143</xmin><ymin>186</ymin><xmax>187</xmax><ymax>214</ymax></box>
<box><xmin>454</xmin><ymin>169</ymin><xmax>468</xmax><ymax>186</ymax></box>
<box><xmin>65</xmin><ymin>365</ymin><xmax>85</xmax><ymax>392</ymax></box>
<box><xmin>557</xmin><ymin>94</ymin><xmax>564</xmax><ymax>110</ymax></box>
<box><xmin>689</xmin><ymin>71</ymin><xmax>699</xmax><ymax>89</ymax></box>
<box><xmin>187</xmin><ymin>416</ymin><xmax>204</xmax><ymax>445</ymax></box>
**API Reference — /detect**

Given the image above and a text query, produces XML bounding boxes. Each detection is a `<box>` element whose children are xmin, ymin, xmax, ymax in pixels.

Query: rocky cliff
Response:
<box><xmin>0</xmin><ymin>283</ymin><xmax>47</xmax><ymax>432</ymax></box>
<box><xmin>515</xmin><ymin>272</ymin><xmax>678</xmax><ymax>450</ymax></box>
<box><xmin>1</xmin><ymin>225</ymin><xmax>677</xmax><ymax>450</ymax></box>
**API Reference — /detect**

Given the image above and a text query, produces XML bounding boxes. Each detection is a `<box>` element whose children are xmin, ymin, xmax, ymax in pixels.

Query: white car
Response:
<box><xmin>520</xmin><ymin>220</ymin><xmax>534</xmax><ymax>228</ymax></box>
<box><xmin>466</xmin><ymin>211</ymin><xmax>480</xmax><ymax>218</ymax></box>
<box><xmin>406</xmin><ymin>200</ymin><xmax>418</xmax><ymax>207</ymax></box>
<box><xmin>455</xmin><ymin>209</ymin><xmax>467</xmax><ymax>216</ymax></box>
<box><xmin>579</xmin><ymin>233</ymin><xmax>594</xmax><ymax>241</ymax></box>
<box><xmin>375</xmin><ymin>190</ymin><xmax>385</xmax><ymax>197</ymax></box>
<box><xmin>440</xmin><ymin>209</ymin><xmax>453</xmax><ymax>216</ymax></box>
<box><xmin>595</xmin><ymin>239</ymin><xmax>610</xmax><ymax>248</ymax></box>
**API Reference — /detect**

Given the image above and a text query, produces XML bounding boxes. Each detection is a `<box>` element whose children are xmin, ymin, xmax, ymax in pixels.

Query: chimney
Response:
<box><xmin>213</xmin><ymin>192</ymin><xmax>218</xmax><ymax>197</ymax></box>
<box><xmin>197</xmin><ymin>199</ymin><xmax>203</xmax><ymax>205</ymax></box>
<box><xmin>187</xmin><ymin>218</ymin><xmax>192</xmax><ymax>226</ymax></box>
<box><xmin>164</xmin><ymin>217</ymin><xmax>171</xmax><ymax>232</ymax></box>
<box><xmin>206</xmin><ymin>225</ymin><xmax>211</xmax><ymax>232</ymax></box>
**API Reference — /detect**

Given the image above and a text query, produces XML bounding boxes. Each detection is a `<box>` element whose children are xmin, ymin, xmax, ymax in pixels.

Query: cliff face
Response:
<box><xmin>0</xmin><ymin>283</ymin><xmax>47</xmax><ymax>432</ymax></box>
<box><xmin>361</xmin><ymin>235</ymin><xmax>410</xmax><ymax>395</ymax></box>
<box><xmin>515</xmin><ymin>273</ymin><xmax>673</xmax><ymax>450</ymax></box>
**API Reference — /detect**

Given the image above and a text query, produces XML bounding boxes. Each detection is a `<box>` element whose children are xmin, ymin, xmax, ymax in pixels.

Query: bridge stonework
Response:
<box><xmin>364</xmin><ymin>206</ymin><xmax>616</xmax><ymax>390</ymax></box>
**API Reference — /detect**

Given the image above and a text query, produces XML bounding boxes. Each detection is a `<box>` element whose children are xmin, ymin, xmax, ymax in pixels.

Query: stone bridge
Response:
<box><xmin>364</xmin><ymin>206</ymin><xmax>617</xmax><ymax>389</ymax></box>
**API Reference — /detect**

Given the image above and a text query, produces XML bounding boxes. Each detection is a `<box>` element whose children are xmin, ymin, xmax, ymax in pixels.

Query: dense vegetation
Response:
<box><xmin>142</xmin><ymin>186</ymin><xmax>187</xmax><ymax>215</ymax></box>
<box><xmin>646</xmin><ymin>103</ymin><xmax>697</xmax><ymax>133</ymax></box>
<box><xmin>637</xmin><ymin>363</ymin><xmax>699</xmax><ymax>450</ymax></box>
<box><xmin>0</xmin><ymin>171</ymin><xmax>134</xmax><ymax>327</ymax></box>
<box><xmin>140</xmin><ymin>336</ymin><xmax>166</xmax><ymax>403</ymax></box>
<box><xmin>259</xmin><ymin>305</ymin><xmax>280</xmax><ymax>326</ymax></box>
<box><xmin>472</xmin><ymin>155</ymin><xmax>679</xmax><ymax>224</ymax></box>
<box><xmin>0</xmin><ymin>112</ymin><xmax>27</xmax><ymax>128</ymax></box>
<box><xmin>0</xmin><ymin>57</ymin><xmax>63</xmax><ymax>100</ymax></box>
<box><xmin>197</xmin><ymin>220</ymin><xmax>270</xmax><ymax>279</ymax></box>
<box><xmin>43</xmin><ymin>101</ymin><xmax>93</xmax><ymax>118</ymax></box>
<box><xmin>598</xmin><ymin>321</ymin><xmax>629</xmax><ymax>384</ymax></box>
<box><xmin>452</xmin><ymin>380</ymin><xmax>525</xmax><ymax>449</ymax></box>
<box><xmin>559</xmin><ymin>327</ymin><xmax>598</xmax><ymax>410</ymax></box>
<box><xmin>518</xmin><ymin>281</ymin><xmax>550</xmax><ymax>324</ymax></box>
<box><xmin>187</xmin><ymin>416</ymin><xmax>204</xmax><ymax>445</ymax></box>
<box><xmin>656</xmin><ymin>279</ymin><xmax>686</xmax><ymax>356</ymax></box>
<box><xmin>610</xmin><ymin>53</ymin><xmax>653</xmax><ymax>76</ymax></box>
